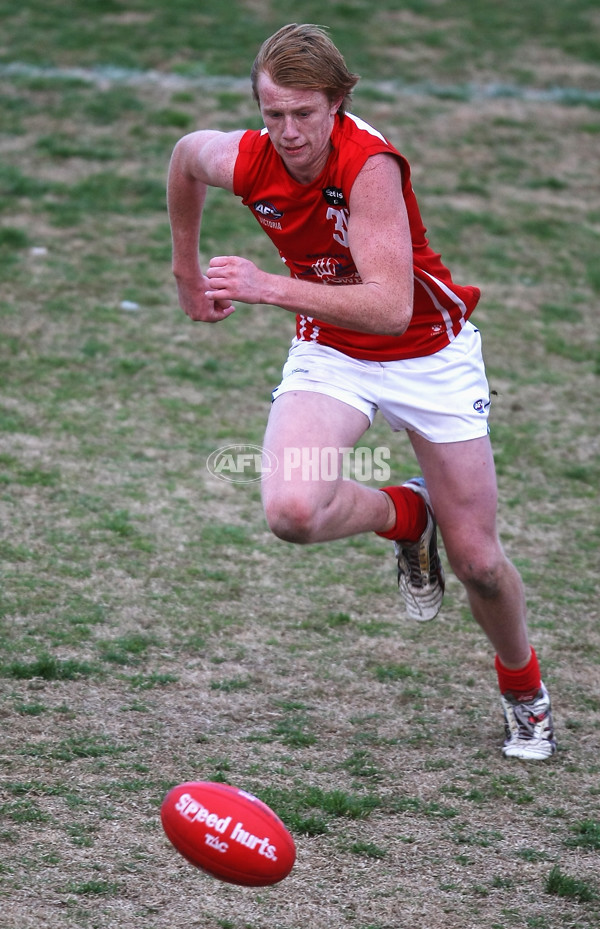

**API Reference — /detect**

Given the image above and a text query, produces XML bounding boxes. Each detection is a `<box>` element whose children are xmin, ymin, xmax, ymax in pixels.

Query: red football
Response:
<box><xmin>160</xmin><ymin>781</ymin><xmax>296</xmax><ymax>886</ymax></box>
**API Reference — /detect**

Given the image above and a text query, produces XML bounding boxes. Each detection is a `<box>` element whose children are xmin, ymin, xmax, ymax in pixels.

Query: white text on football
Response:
<box><xmin>204</xmin><ymin>833</ymin><xmax>229</xmax><ymax>854</ymax></box>
<box><xmin>175</xmin><ymin>793</ymin><xmax>232</xmax><ymax>834</ymax></box>
<box><xmin>230</xmin><ymin>821</ymin><xmax>278</xmax><ymax>860</ymax></box>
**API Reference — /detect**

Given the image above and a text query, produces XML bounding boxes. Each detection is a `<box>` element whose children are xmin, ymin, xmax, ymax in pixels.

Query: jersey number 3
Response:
<box><xmin>326</xmin><ymin>207</ymin><xmax>350</xmax><ymax>247</ymax></box>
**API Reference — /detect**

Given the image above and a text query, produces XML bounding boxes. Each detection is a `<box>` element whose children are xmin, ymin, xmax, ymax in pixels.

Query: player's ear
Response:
<box><xmin>330</xmin><ymin>95</ymin><xmax>345</xmax><ymax>116</ymax></box>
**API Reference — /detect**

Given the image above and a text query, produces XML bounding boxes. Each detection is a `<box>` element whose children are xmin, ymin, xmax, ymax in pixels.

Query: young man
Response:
<box><xmin>167</xmin><ymin>23</ymin><xmax>556</xmax><ymax>760</ymax></box>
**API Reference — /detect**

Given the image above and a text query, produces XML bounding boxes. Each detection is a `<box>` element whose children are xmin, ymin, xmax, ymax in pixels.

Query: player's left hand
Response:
<box><xmin>206</xmin><ymin>256</ymin><xmax>266</xmax><ymax>305</ymax></box>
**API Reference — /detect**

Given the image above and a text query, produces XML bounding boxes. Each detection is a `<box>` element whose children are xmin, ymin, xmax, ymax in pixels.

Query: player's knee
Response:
<box><xmin>449</xmin><ymin>543</ymin><xmax>507</xmax><ymax>599</ymax></box>
<box><xmin>263</xmin><ymin>491</ymin><xmax>320</xmax><ymax>544</ymax></box>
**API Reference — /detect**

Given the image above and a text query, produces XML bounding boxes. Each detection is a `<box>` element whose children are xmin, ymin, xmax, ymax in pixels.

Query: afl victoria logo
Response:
<box><xmin>253</xmin><ymin>201</ymin><xmax>283</xmax><ymax>219</ymax></box>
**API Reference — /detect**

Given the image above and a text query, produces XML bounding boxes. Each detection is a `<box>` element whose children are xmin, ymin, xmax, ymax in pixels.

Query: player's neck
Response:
<box><xmin>283</xmin><ymin>142</ymin><xmax>332</xmax><ymax>185</ymax></box>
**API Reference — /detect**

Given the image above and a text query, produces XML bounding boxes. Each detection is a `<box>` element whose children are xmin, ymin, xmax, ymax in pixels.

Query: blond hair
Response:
<box><xmin>251</xmin><ymin>23</ymin><xmax>359</xmax><ymax>115</ymax></box>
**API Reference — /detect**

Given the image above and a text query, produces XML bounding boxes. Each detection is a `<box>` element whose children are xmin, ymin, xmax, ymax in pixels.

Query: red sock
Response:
<box><xmin>375</xmin><ymin>485</ymin><xmax>427</xmax><ymax>542</ymax></box>
<box><xmin>495</xmin><ymin>647</ymin><xmax>541</xmax><ymax>698</ymax></box>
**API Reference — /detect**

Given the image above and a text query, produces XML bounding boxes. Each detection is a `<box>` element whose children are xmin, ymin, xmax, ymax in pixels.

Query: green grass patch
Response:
<box><xmin>566</xmin><ymin>820</ymin><xmax>600</xmax><ymax>850</ymax></box>
<box><xmin>545</xmin><ymin>865</ymin><xmax>596</xmax><ymax>902</ymax></box>
<box><xmin>1</xmin><ymin>654</ymin><xmax>94</xmax><ymax>681</ymax></box>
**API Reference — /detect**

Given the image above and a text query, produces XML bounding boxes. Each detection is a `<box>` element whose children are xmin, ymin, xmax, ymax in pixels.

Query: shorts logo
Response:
<box><xmin>473</xmin><ymin>398</ymin><xmax>491</xmax><ymax>414</ymax></box>
<box><xmin>253</xmin><ymin>200</ymin><xmax>283</xmax><ymax>219</ymax></box>
<box><xmin>323</xmin><ymin>186</ymin><xmax>346</xmax><ymax>207</ymax></box>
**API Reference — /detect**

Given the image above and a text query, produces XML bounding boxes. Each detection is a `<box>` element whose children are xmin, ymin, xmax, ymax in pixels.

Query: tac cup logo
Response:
<box><xmin>206</xmin><ymin>445</ymin><xmax>279</xmax><ymax>484</ymax></box>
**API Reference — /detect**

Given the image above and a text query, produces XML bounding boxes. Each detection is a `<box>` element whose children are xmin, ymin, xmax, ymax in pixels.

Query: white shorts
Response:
<box><xmin>271</xmin><ymin>322</ymin><xmax>491</xmax><ymax>444</ymax></box>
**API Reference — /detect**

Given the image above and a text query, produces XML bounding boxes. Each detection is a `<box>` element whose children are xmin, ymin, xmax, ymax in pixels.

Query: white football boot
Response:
<box><xmin>394</xmin><ymin>477</ymin><xmax>445</xmax><ymax>622</ymax></box>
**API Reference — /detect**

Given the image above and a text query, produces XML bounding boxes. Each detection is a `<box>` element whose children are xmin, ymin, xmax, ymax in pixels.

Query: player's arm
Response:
<box><xmin>206</xmin><ymin>153</ymin><xmax>414</xmax><ymax>335</ymax></box>
<box><xmin>167</xmin><ymin>130</ymin><xmax>244</xmax><ymax>322</ymax></box>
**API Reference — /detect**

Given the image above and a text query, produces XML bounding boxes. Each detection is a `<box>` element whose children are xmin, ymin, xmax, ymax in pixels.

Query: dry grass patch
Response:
<box><xmin>1</xmin><ymin>6</ymin><xmax>599</xmax><ymax>928</ymax></box>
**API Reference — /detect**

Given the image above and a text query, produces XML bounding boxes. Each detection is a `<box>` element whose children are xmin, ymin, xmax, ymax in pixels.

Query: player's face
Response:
<box><xmin>257</xmin><ymin>72</ymin><xmax>342</xmax><ymax>184</ymax></box>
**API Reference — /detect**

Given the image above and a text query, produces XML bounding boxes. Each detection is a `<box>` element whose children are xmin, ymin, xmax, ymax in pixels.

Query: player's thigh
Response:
<box><xmin>262</xmin><ymin>390</ymin><xmax>370</xmax><ymax>505</ymax></box>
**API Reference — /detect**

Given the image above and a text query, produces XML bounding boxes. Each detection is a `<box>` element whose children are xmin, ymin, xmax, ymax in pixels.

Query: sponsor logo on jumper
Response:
<box><xmin>313</xmin><ymin>257</ymin><xmax>340</xmax><ymax>280</ymax></box>
<box><xmin>323</xmin><ymin>186</ymin><xmax>346</xmax><ymax>206</ymax></box>
<box><xmin>306</xmin><ymin>257</ymin><xmax>361</xmax><ymax>284</ymax></box>
<box><xmin>253</xmin><ymin>200</ymin><xmax>283</xmax><ymax>230</ymax></box>
<box><xmin>253</xmin><ymin>200</ymin><xmax>283</xmax><ymax>219</ymax></box>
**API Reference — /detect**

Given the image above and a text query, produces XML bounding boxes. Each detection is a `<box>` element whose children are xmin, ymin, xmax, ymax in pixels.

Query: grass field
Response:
<box><xmin>1</xmin><ymin>2</ymin><xmax>599</xmax><ymax>927</ymax></box>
